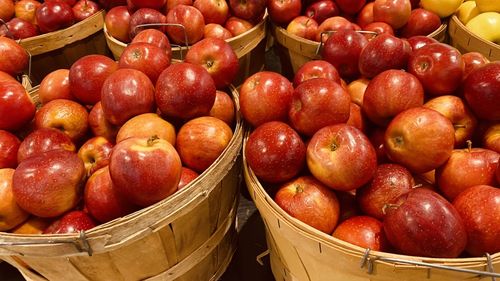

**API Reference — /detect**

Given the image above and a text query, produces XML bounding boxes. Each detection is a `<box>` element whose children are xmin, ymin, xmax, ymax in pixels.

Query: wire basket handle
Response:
<box><xmin>133</xmin><ymin>23</ymin><xmax>190</xmax><ymax>60</ymax></box>
<box><xmin>316</xmin><ymin>29</ymin><xmax>378</xmax><ymax>55</ymax></box>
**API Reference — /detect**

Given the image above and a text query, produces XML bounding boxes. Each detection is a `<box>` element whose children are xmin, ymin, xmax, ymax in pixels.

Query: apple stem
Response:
<box><xmin>147</xmin><ymin>135</ymin><xmax>160</xmax><ymax>146</ymax></box>
<box><xmin>466</xmin><ymin>140</ymin><xmax>472</xmax><ymax>152</ymax></box>
<box><xmin>295</xmin><ymin>184</ymin><xmax>304</xmax><ymax>194</ymax></box>
<box><xmin>411</xmin><ymin>183</ymin><xmax>423</xmax><ymax>189</ymax></box>
<box><xmin>382</xmin><ymin>203</ymin><xmax>400</xmax><ymax>215</ymax></box>
<box><xmin>454</xmin><ymin>124</ymin><xmax>466</xmax><ymax>129</ymax></box>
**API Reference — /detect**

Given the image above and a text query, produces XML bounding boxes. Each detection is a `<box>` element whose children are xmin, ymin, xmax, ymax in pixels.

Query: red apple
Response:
<box><xmin>72</xmin><ymin>0</ymin><xmax>100</xmax><ymax>22</ymax></box>
<box><xmin>84</xmin><ymin>166</ymin><xmax>138</xmax><ymax>223</ymax></box>
<box><xmin>177</xmin><ymin>166</ymin><xmax>199</xmax><ymax>190</ymax></box>
<box><xmin>383</xmin><ymin>188</ymin><xmax>467</xmax><ymax>258</ymax></box>
<box><xmin>185</xmin><ymin>38</ymin><xmax>239</xmax><ymax>89</ymax></box>
<box><xmin>69</xmin><ymin>54</ymin><xmax>119</xmax><ymax>105</ymax></box>
<box><xmin>356</xmin><ymin>163</ymin><xmax>415</xmax><ymax>220</ymax></box>
<box><xmin>362</xmin><ymin>21</ymin><xmax>394</xmax><ymax>36</ymax></box>
<box><xmin>307</xmin><ymin>124</ymin><xmax>377</xmax><ymax>191</ymax></box>
<box><xmin>78</xmin><ymin>136</ymin><xmax>113</xmax><ymax>176</ymax></box>
<box><xmin>293</xmin><ymin>59</ymin><xmax>340</xmax><ymax>87</ymax></box>
<box><xmin>98</xmin><ymin>0</ymin><xmax>127</xmax><ymax>10</ymax></box>
<box><xmin>228</xmin><ymin>0</ymin><xmax>265</xmax><ymax>22</ymax></box>
<box><xmin>0</xmin><ymin>168</ymin><xmax>29</xmax><ymax>231</ymax></box>
<box><xmin>362</xmin><ymin>69</ymin><xmax>424</xmax><ymax>126</ymax></box>
<box><xmin>129</xmin><ymin>0</ymin><xmax>166</xmax><ymax>9</ymax></box>
<box><xmin>0</xmin><ymin>18</ymin><xmax>39</xmax><ymax>39</ymax></box>
<box><xmin>44</xmin><ymin>211</ymin><xmax>96</xmax><ymax>234</ymax></box>
<box><xmin>289</xmin><ymin>78</ymin><xmax>350</xmax><ymax>136</ymax></box>
<box><xmin>333</xmin><ymin>216</ymin><xmax>388</xmax><ymax>251</ymax></box>
<box><xmin>209</xmin><ymin>90</ymin><xmax>235</xmax><ymax>126</ymax></box>
<box><xmin>14</xmin><ymin>0</ymin><xmax>41</xmax><ymax>25</ymax></box>
<box><xmin>132</xmin><ymin>29</ymin><xmax>172</xmax><ymax>55</ymax></box>
<box><xmin>346</xmin><ymin>103</ymin><xmax>367</xmax><ymax>133</ymax></box>
<box><xmin>0</xmin><ymin>71</ymin><xmax>16</xmax><ymax>83</ymax></box>
<box><xmin>0</xmin><ymin>36</ymin><xmax>29</xmax><ymax>76</ymax></box>
<box><xmin>462</xmin><ymin>52</ymin><xmax>490</xmax><ymax>80</ymax></box>
<box><xmin>286</xmin><ymin>16</ymin><xmax>319</xmax><ymax>41</ymax></box>
<box><xmin>45</xmin><ymin>0</ymin><xmax>77</xmax><ymax>6</ymax></box>
<box><xmin>204</xmin><ymin>23</ymin><xmax>233</xmax><ymax>40</ymax></box>
<box><xmin>315</xmin><ymin>16</ymin><xmax>357</xmax><ymax>42</ymax></box>
<box><xmin>356</xmin><ymin>2</ymin><xmax>374</xmax><ymax>28</ymax></box>
<box><xmin>38</xmin><ymin>69</ymin><xmax>75</xmax><ymax>104</ymax></box>
<box><xmin>105</xmin><ymin>5</ymin><xmax>131</xmax><ymax>43</ymax></box>
<box><xmin>463</xmin><ymin>62</ymin><xmax>500</xmax><ymax>121</ymax></box>
<box><xmin>193</xmin><ymin>0</ymin><xmax>228</xmax><ymax>24</ymax></box>
<box><xmin>166</xmin><ymin>0</ymin><xmax>192</xmax><ymax>10</ymax></box>
<box><xmin>408</xmin><ymin>43</ymin><xmax>464</xmax><ymax>97</ymax></box>
<box><xmin>12</xmin><ymin>150</ymin><xmax>85</xmax><ymax>218</ymax></box>
<box><xmin>406</xmin><ymin>35</ymin><xmax>439</xmax><ymax>51</ymax></box>
<box><xmin>155</xmin><ymin>62</ymin><xmax>216</xmax><ymax>120</ymax></box>
<box><xmin>267</xmin><ymin>0</ymin><xmax>301</xmax><ymax>26</ymax></box>
<box><xmin>346</xmin><ymin>78</ymin><xmax>369</xmax><ymax>106</ymax></box>
<box><xmin>128</xmin><ymin>8</ymin><xmax>166</xmax><ymax>39</ymax></box>
<box><xmin>116</xmin><ymin>113</ymin><xmax>176</xmax><ymax>144</ymax></box>
<box><xmin>372</xmin><ymin>0</ymin><xmax>411</xmax><ymax>29</ymax></box>
<box><xmin>423</xmin><ymin>95</ymin><xmax>478</xmax><ymax>148</ymax></box>
<box><xmin>36</xmin><ymin>1</ymin><xmax>75</xmax><ymax>33</ymax></box>
<box><xmin>0</xmin><ymin>0</ymin><xmax>15</xmax><ymax>22</ymax></box>
<box><xmin>245</xmin><ymin>121</ymin><xmax>306</xmax><ymax>183</ymax></box>
<box><xmin>399</xmin><ymin>8</ymin><xmax>441</xmax><ymax>38</ymax></box>
<box><xmin>368</xmin><ymin>126</ymin><xmax>389</xmax><ymax>164</ymax></box>
<box><xmin>224</xmin><ymin>16</ymin><xmax>253</xmax><ymax>36</ymax></box>
<box><xmin>17</xmin><ymin>128</ymin><xmax>76</xmax><ymax>163</ymax></box>
<box><xmin>239</xmin><ymin>71</ymin><xmax>294</xmax><ymax>128</ymax></box>
<box><xmin>321</xmin><ymin>28</ymin><xmax>368</xmax><ymax>80</ymax></box>
<box><xmin>109</xmin><ymin>136</ymin><xmax>182</xmax><ymax>207</ymax></box>
<box><xmin>336</xmin><ymin>0</ymin><xmax>365</xmax><ymax>15</ymax></box>
<box><xmin>119</xmin><ymin>42</ymin><xmax>170</xmax><ymax>84</ymax></box>
<box><xmin>88</xmin><ymin>102</ymin><xmax>120</xmax><ymax>142</ymax></box>
<box><xmin>384</xmin><ymin>107</ymin><xmax>455</xmax><ymax>173</ymax></box>
<box><xmin>0</xmin><ymin>80</ymin><xmax>35</xmax><ymax>132</ymax></box>
<box><xmin>176</xmin><ymin>116</ymin><xmax>232</xmax><ymax>172</ymax></box>
<box><xmin>0</xmin><ymin>130</ymin><xmax>20</xmax><ymax>169</ymax></box>
<box><xmin>483</xmin><ymin>123</ymin><xmax>500</xmax><ymax>153</ymax></box>
<box><xmin>305</xmin><ymin>0</ymin><xmax>339</xmax><ymax>24</ymax></box>
<box><xmin>275</xmin><ymin>176</ymin><xmax>340</xmax><ymax>234</ymax></box>
<box><xmin>358</xmin><ymin>33</ymin><xmax>411</xmax><ymax>78</ymax></box>
<box><xmin>166</xmin><ymin>4</ymin><xmax>205</xmax><ymax>44</ymax></box>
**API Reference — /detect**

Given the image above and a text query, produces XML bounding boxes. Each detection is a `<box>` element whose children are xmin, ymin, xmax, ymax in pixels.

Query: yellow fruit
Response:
<box><xmin>421</xmin><ymin>0</ymin><xmax>465</xmax><ymax>18</ymax></box>
<box><xmin>457</xmin><ymin>1</ymin><xmax>480</xmax><ymax>24</ymax></box>
<box><xmin>476</xmin><ymin>0</ymin><xmax>500</xmax><ymax>12</ymax></box>
<box><xmin>466</xmin><ymin>12</ymin><xmax>500</xmax><ymax>43</ymax></box>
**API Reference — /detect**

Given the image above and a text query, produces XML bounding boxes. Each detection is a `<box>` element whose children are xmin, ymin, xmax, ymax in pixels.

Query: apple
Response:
<box><xmin>483</xmin><ymin>123</ymin><xmax>500</xmax><ymax>153</ymax></box>
<box><xmin>11</xmin><ymin>216</ymin><xmax>53</xmax><ymax>234</ymax></box>
<box><xmin>0</xmin><ymin>0</ymin><xmax>15</xmax><ymax>22</ymax></box>
<box><xmin>0</xmin><ymin>36</ymin><xmax>29</xmax><ymax>76</ymax></box>
<box><xmin>435</xmin><ymin>146</ymin><xmax>499</xmax><ymax>201</ymax></box>
<box><xmin>356</xmin><ymin>163</ymin><xmax>415</xmax><ymax>220</ymax></box>
<box><xmin>98</xmin><ymin>0</ymin><xmax>127</xmax><ymax>10</ymax></box>
<box><xmin>288</xmin><ymin>78</ymin><xmax>350</xmax><ymax>137</ymax></box>
<box><xmin>368</xmin><ymin>127</ymin><xmax>389</xmax><ymax>164</ymax></box>
<box><xmin>109</xmin><ymin>136</ymin><xmax>182</xmax><ymax>207</ymax></box>
<box><xmin>193</xmin><ymin>0</ymin><xmax>228</xmax><ymax>25</ymax></box>
<box><xmin>362</xmin><ymin>21</ymin><xmax>394</xmax><ymax>36</ymax></box>
<box><xmin>45</xmin><ymin>0</ymin><xmax>77</xmax><ymax>6</ymax></box>
<box><xmin>38</xmin><ymin>69</ymin><xmax>75</xmax><ymax>104</ymax></box>
<box><xmin>384</xmin><ymin>107</ymin><xmax>455</xmax><ymax>173</ymax></box>
<box><xmin>155</xmin><ymin>62</ymin><xmax>216</xmax><ymax>120</ymax></box>
<box><xmin>17</xmin><ymin>128</ymin><xmax>76</xmax><ymax>163</ymax></box>
<box><xmin>84</xmin><ymin>166</ymin><xmax>138</xmax><ymax>223</ymax></box>
<box><xmin>12</xmin><ymin>150</ymin><xmax>85</xmax><ymax>218</ymax></box>
<box><xmin>88</xmin><ymin>102</ymin><xmax>120</xmax><ymax>142</ymax></box>
<box><xmin>286</xmin><ymin>16</ymin><xmax>319</xmax><ymax>41</ymax></box>
<box><xmin>406</xmin><ymin>35</ymin><xmax>439</xmax><ymax>51</ymax></box>
<box><xmin>116</xmin><ymin>113</ymin><xmax>176</xmax><ymax>144</ymax></box>
<box><xmin>36</xmin><ymin>1</ymin><xmax>75</xmax><ymax>33</ymax></box>
<box><xmin>69</xmin><ymin>54</ymin><xmax>119</xmax><ymax>105</ymax></box>
<box><xmin>177</xmin><ymin>167</ymin><xmax>199</xmax><ymax>190</ymax></box>
<box><xmin>305</xmin><ymin>0</ymin><xmax>339</xmax><ymax>24</ymax></box>
<box><xmin>267</xmin><ymin>0</ymin><xmax>302</xmax><ymax>26</ymax></box>
<box><xmin>383</xmin><ymin>188</ymin><xmax>467</xmax><ymax>258</ymax></box>
<box><xmin>358</xmin><ymin>33</ymin><xmax>411</xmax><ymax>78</ymax></box>
<box><xmin>239</xmin><ymin>71</ymin><xmax>294</xmax><ymax>128</ymax></box>
<box><xmin>408</xmin><ymin>43</ymin><xmax>464</xmax><ymax>96</ymax></box>
<box><xmin>337</xmin><ymin>0</ymin><xmax>366</xmax><ymax>15</ymax></box>
<box><xmin>0</xmin><ymin>18</ymin><xmax>39</xmax><ymax>39</ymax></box>
<box><xmin>224</xmin><ymin>16</ymin><xmax>253</xmax><ymax>36</ymax></box>
<box><xmin>462</xmin><ymin>52</ymin><xmax>490</xmax><ymax>80</ymax></box>
<box><xmin>373</xmin><ymin>0</ymin><xmax>411</xmax><ymax>29</ymax></box>
<box><xmin>129</xmin><ymin>0</ymin><xmax>166</xmax><ymax>9</ymax></box>
<box><xmin>185</xmin><ymin>38</ymin><xmax>239</xmax><ymax>89</ymax></box>
<box><xmin>275</xmin><ymin>176</ymin><xmax>340</xmax><ymax>234</ymax></box>
<box><xmin>423</xmin><ymin>95</ymin><xmax>478</xmax><ymax>148</ymax></box>
<box><xmin>119</xmin><ymin>42</ymin><xmax>170</xmax><ymax>84</ymax></box>
<box><xmin>346</xmin><ymin>78</ymin><xmax>369</xmax><ymax>106</ymax></box>
<box><xmin>166</xmin><ymin>0</ymin><xmax>192</xmax><ymax>10</ymax></box>
<box><xmin>0</xmin><ymin>168</ymin><xmax>29</xmax><ymax>231</ymax></box>
<box><xmin>105</xmin><ymin>5</ymin><xmax>131</xmax><ymax>43</ymax></box>
<box><xmin>420</xmin><ymin>0</ymin><xmax>464</xmax><ymax>18</ymax></box>
<box><xmin>293</xmin><ymin>60</ymin><xmax>340</xmax><ymax>87</ymax></box>
<box><xmin>356</xmin><ymin>2</ymin><xmax>374</xmax><ymax>28</ymax></box>
<box><xmin>78</xmin><ymin>136</ymin><xmax>113</xmax><ymax>177</ymax></box>
<box><xmin>332</xmin><ymin>216</ymin><xmax>388</xmax><ymax>251</ymax></box>
<box><xmin>399</xmin><ymin>8</ymin><xmax>441</xmax><ymax>38</ymax></box>
<box><xmin>0</xmin><ymin>80</ymin><xmax>35</xmax><ymax>132</ymax></box>
<box><xmin>14</xmin><ymin>0</ymin><xmax>41</xmax><ymax>25</ymax></box>
<box><xmin>35</xmin><ymin>99</ymin><xmax>89</xmax><ymax>143</ymax></box>
<box><xmin>346</xmin><ymin>103</ymin><xmax>367</xmax><ymax>133</ymax></box>
<box><xmin>204</xmin><ymin>23</ymin><xmax>233</xmax><ymax>40</ymax></box>
<box><xmin>0</xmin><ymin>71</ymin><xmax>16</xmax><ymax>83</ymax></box>
<box><xmin>128</xmin><ymin>8</ymin><xmax>166</xmax><ymax>39</ymax></box>
<box><xmin>245</xmin><ymin>121</ymin><xmax>306</xmax><ymax>183</ymax></box>
<box><xmin>321</xmin><ymin>29</ymin><xmax>368</xmax><ymax>80</ymax></box>
<box><xmin>166</xmin><ymin>4</ymin><xmax>205</xmax><ymax>44</ymax></box>
<box><xmin>315</xmin><ymin>16</ymin><xmax>357</xmax><ymax>42</ymax></box>
<box><xmin>0</xmin><ymin>130</ymin><xmax>20</xmax><ymax>169</ymax></box>
<box><xmin>362</xmin><ymin>69</ymin><xmax>424</xmax><ymax>127</ymax></box>
<box><xmin>132</xmin><ymin>29</ymin><xmax>172</xmax><ymax>58</ymax></box>
<box><xmin>307</xmin><ymin>124</ymin><xmax>377</xmax><ymax>191</ymax></box>
<box><xmin>44</xmin><ymin>211</ymin><xmax>97</xmax><ymax>234</ymax></box>
<box><xmin>209</xmin><ymin>90</ymin><xmax>235</xmax><ymax>126</ymax></box>
<box><xmin>463</xmin><ymin>62</ymin><xmax>500</xmax><ymax>121</ymax></box>
<box><xmin>228</xmin><ymin>0</ymin><xmax>266</xmax><ymax>22</ymax></box>
<box><xmin>72</xmin><ymin>0</ymin><xmax>100</xmax><ymax>22</ymax></box>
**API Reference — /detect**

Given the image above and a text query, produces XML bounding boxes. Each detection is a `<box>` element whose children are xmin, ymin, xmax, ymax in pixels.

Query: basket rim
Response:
<box><xmin>448</xmin><ymin>14</ymin><xmax>500</xmax><ymax>51</ymax></box>
<box><xmin>242</xmin><ymin>130</ymin><xmax>500</xmax><ymax>267</ymax></box>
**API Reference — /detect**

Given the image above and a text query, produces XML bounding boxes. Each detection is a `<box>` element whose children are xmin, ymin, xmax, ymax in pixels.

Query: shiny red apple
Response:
<box><xmin>204</xmin><ymin>23</ymin><xmax>233</xmax><ymax>40</ymax></box>
<box><xmin>463</xmin><ymin>62</ymin><xmax>500</xmax><ymax>121</ymax></box>
<box><xmin>14</xmin><ymin>0</ymin><xmax>40</xmax><ymax>25</ymax></box>
<box><xmin>88</xmin><ymin>102</ymin><xmax>120</xmax><ymax>142</ymax></box>
<box><xmin>72</xmin><ymin>0</ymin><xmax>100</xmax><ymax>22</ymax></box>
<box><xmin>38</xmin><ymin>69</ymin><xmax>75</xmax><ymax>104</ymax></box>
<box><xmin>209</xmin><ymin>90</ymin><xmax>235</xmax><ymax>126</ymax></box>
<box><xmin>0</xmin><ymin>80</ymin><xmax>35</xmax><ymax>132</ymax></box>
<box><xmin>128</xmin><ymin>8</ymin><xmax>166</xmax><ymax>39</ymax></box>
<box><xmin>36</xmin><ymin>1</ymin><xmax>75</xmax><ymax>33</ymax></box>
<box><xmin>0</xmin><ymin>18</ymin><xmax>39</xmax><ymax>39</ymax></box>
<box><xmin>17</xmin><ymin>128</ymin><xmax>76</xmax><ymax>163</ymax></box>
<box><xmin>0</xmin><ymin>36</ymin><xmax>29</xmax><ymax>76</ymax></box>
<box><xmin>267</xmin><ymin>0</ymin><xmax>302</xmax><ymax>26</ymax></box>
<box><xmin>177</xmin><ymin>167</ymin><xmax>199</xmax><ymax>190</ymax></box>
<box><xmin>399</xmin><ymin>8</ymin><xmax>441</xmax><ymax>38</ymax></box>
<box><xmin>44</xmin><ymin>211</ymin><xmax>96</xmax><ymax>234</ymax></box>
<box><xmin>293</xmin><ymin>59</ymin><xmax>340</xmax><ymax>87</ymax></box>
<box><xmin>193</xmin><ymin>0</ymin><xmax>228</xmax><ymax>25</ymax></box>
<box><xmin>332</xmin><ymin>216</ymin><xmax>388</xmax><ymax>251</ymax></box>
<box><xmin>305</xmin><ymin>0</ymin><xmax>339</xmax><ymax>24</ymax></box>
<box><xmin>105</xmin><ymin>5</ymin><xmax>131</xmax><ymax>43</ymax></box>
<box><xmin>372</xmin><ymin>0</ymin><xmax>411</xmax><ymax>29</ymax></box>
<box><xmin>228</xmin><ymin>0</ymin><xmax>265</xmax><ymax>22</ymax></box>
<box><xmin>165</xmin><ymin>4</ymin><xmax>205</xmax><ymax>44</ymax></box>
<box><xmin>119</xmin><ymin>42</ymin><xmax>170</xmax><ymax>84</ymax></box>
<box><xmin>0</xmin><ymin>130</ymin><xmax>20</xmax><ymax>169</ymax></box>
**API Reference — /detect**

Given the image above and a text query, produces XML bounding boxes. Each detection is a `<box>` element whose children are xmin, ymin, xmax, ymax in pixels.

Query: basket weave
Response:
<box><xmin>0</xmin><ymin>86</ymin><xmax>244</xmax><ymax>281</ymax></box>
<box><xmin>243</xmin><ymin>132</ymin><xmax>500</xmax><ymax>281</ymax></box>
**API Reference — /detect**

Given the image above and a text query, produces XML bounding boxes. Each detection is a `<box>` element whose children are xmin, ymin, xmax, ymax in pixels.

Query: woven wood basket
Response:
<box><xmin>272</xmin><ymin>22</ymin><xmax>448</xmax><ymax>79</ymax></box>
<box><xmin>18</xmin><ymin>11</ymin><xmax>112</xmax><ymax>85</ymax></box>
<box><xmin>0</xmin><ymin>86</ymin><xmax>244</xmax><ymax>281</ymax></box>
<box><xmin>104</xmin><ymin>15</ymin><xmax>267</xmax><ymax>86</ymax></box>
<box><xmin>448</xmin><ymin>15</ymin><xmax>500</xmax><ymax>61</ymax></box>
<box><xmin>242</xmin><ymin>133</ymin><xmax>500</xmax><ymax>281</ymax></box>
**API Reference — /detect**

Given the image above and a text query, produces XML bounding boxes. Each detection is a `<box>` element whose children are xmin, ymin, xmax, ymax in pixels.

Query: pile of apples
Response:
<box><xmin>455</xmin><ymin>0</ymin><xmax>500</xmax><ymax>44</ymax></box>
<box><xmin>0</xmin><ymin>28</ymin><xmax>240</xmax><ymax>235</ymax></box>
<box><xmin>242</xmin><ymin>31</ymin><xmax>500</xmax><ymax>258</ymax></box>
<box><xmin>104</xmin><ymin>0</ymin><xmax>265</xmax><ymax>46</ymax></box>
<box><xmin>0</xmin><ymin>0</ymin><xmax>101</xmax><ymax>40</ymax></box>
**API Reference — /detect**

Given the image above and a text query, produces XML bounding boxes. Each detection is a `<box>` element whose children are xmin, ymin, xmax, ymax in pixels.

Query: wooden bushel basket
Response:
<box><xmin>104</xmin><ymin>15</ymin><xmax>267</xmax><ymax>86</ymax></box>
<box><xmin>272</xmin><ymin>22</ymin><xmax>448</xmax><ymax>79</ymax></box>
<box><xmin>0</xmin><ymin>86</ymin><xmax>244</xmax><ymax>281</ymax></box>
<box><xmin>448</xmin><ymin>15</ymin><xmax>500</xmax><ymax>61</ymax></box>
<box><xmin>18</xmin><ymin>11</ymin><xmax>112</xmax><ymax>85</ymax></box>
<box><xmin>242</xmin><ymin>133</ymin><xmax>500</xmax><ymax>281</ymax></box>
